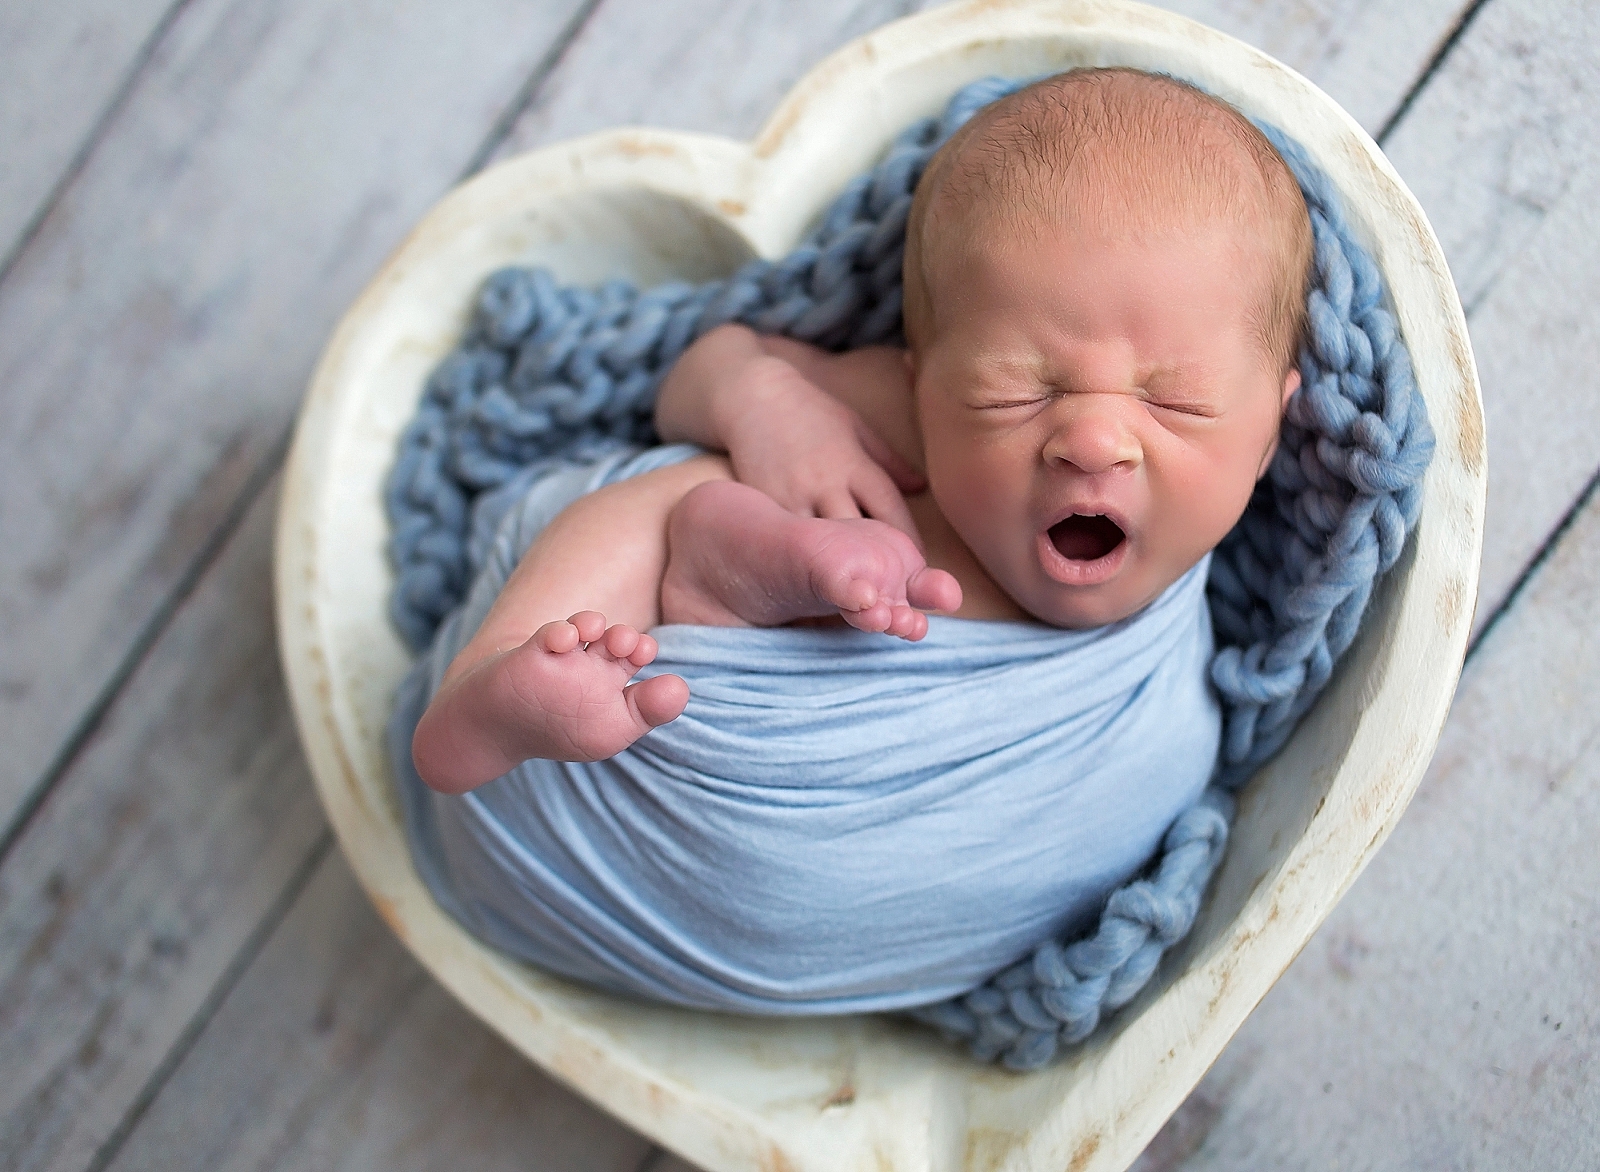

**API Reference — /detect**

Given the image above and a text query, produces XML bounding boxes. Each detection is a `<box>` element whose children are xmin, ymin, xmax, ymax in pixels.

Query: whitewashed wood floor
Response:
<box><xmin>2</xmin><ymin>1</ymin><xmax>1596</xmax><ymax>1169</ymax></box>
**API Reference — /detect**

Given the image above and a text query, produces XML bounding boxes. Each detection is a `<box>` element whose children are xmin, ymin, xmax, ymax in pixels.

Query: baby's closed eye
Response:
<box><xmin>959</xmin><ymin>381</ymin><xmax>1050</xmax><ymax>411</ymax></box>
<box><xmin>1145</xmin><ymin>395</ymin><xmax>1219</xmax><ymax>418</ymax></box>
<box><xmin>974</xmin><ymin>393</ymin><xmax>1050</xmax><ymax>410</ymax></box>
<box><xmin>1138</xmin><ymin>367</ymin><xmax>1225</xmax><ymax>418</ymax></box>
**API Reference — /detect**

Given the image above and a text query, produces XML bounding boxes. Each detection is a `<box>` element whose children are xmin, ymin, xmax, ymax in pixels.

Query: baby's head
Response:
<box><xmin>902</xmin><ymin>69</ymin><xmax>1312</xmax><ymax>628</ymax></box>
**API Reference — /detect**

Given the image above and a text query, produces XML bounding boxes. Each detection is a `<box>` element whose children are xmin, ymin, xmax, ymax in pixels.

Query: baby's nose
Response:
<box><xmin>1042</xmin><ymin>397</ymin><xmax>1142</xmax><ymax>474</ymax></box>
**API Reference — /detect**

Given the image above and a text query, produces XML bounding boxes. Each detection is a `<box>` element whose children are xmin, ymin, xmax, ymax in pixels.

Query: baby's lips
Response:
<box><xmin>1035</xmin><ymin>504</ymin><xmax>1134</xmax><ymax>588</ymax></box>
<box><xmin>1036</xmin><ymin>528</ymin><xmax>1129</xmax><ymax>587</ymax></box>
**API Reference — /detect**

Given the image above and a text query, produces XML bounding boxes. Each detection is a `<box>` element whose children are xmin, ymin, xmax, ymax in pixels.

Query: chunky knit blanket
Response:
<box><xmin>384</xmin><ymin>75</ymin><xmax>1434</xmax><ymax>1069</ymax></box>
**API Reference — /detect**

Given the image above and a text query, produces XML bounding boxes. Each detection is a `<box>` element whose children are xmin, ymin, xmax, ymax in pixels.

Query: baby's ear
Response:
<box><xmin>1257</xmin><ymin>368</ymin><xmax>1301</xmax><ymax>480</ymax></box>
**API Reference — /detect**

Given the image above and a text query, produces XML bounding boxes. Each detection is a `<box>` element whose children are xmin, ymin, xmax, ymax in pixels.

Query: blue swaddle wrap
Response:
<box><xmin>390</xmin><ymin>445</ymin><xmax>1220</xmax><ymax>1012</ymax></box>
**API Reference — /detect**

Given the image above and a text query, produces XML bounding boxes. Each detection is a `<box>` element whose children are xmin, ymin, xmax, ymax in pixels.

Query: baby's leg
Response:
<box><xmin>661</xmin><ymin>480</ymin><xmax>962</xmax><ymax>640</ymax></box>
<box><xmin>413</xmin><ymin>455</ymin><xmax>732</xmax><ymax>793</ymax></box>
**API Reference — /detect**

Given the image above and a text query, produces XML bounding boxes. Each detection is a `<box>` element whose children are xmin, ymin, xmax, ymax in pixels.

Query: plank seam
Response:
<box><xmin>11</xmin><ymin>2</ymin><xmax>615</xmax><ymax>1161</ymax></box>
<box><xmin>84</xmin><ymin>830</ymin><xmax>334</xmax><ymax>1172</ymax></box>
<box><xmin>234</xmin><ymin>960</ymin><xmax>436</xmax><ymax>1170</ymax></box>
<box><xmin>0</xmin><ymin>422</ymin><xmax>294</xmax><ymax>868</ymax></box>
<box><xmin>459</xmin><ymin>0</ymin><xmax>607</xmax><ymax>180</ymax></box>
<box><xmin>1467</xmin><ymin>461</ymin><xmax>1600</xmax><ymax>663</ymax></box>
<box><xmin>634</xmin><ymin>1145</ymin><xmax>670</xmax><ymax>1172</ymax></box>
<box><xmin>1</xmin><ymin>0</ymin><xmax>609</xmax><ymax>872</ymax></box>
<box><xmin>1375</xmin><ymin>0</ymin><xmax>1494</xmax><ymax>145</ymax></box>
<box><xmin>0</xmin><ymin>0</ymin><xmax>201</xmax><ymax>291</ymax></box>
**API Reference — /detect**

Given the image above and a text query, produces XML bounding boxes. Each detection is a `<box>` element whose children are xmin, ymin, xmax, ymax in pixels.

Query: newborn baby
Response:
<box><xmin>411</xmin><ymin>68</ymin><xmax>1310</xmax><ymax>792</ymax></box>
<box><xmin>392</xmin><ymin>68</ymin><xmax>1312</xmax><ymax>1011</ymax></box>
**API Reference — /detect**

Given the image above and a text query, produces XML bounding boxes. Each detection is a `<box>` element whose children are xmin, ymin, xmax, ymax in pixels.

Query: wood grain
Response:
<box><xmin>1156</xmin><ymin>0</ymin><xmax>1473</xmax><ymax>134</ymax></box>
<box><xmin>1137</xmin><ymin>435</ymin><xmax>1600</xmax><ymax>1172</ymax></box>
<box><xmin>0</xmin><ymin>0</ymin><xmax>178</xmax><ymax>270</ymax></box>
<box><xmin>102</xmin><ymin>850</ymin><xmax>651</xmax><ymax>1172</ymax></box>
<box><xmin>0</xmin><ymin>483</ymin><xmax>326</xmax><ymax>1172</ymax></box>
<box><xmin>0</xmin><ymin>475</ymin><xmax>648</xmax><ymax>1172</ymax></box>
<box><xmin>494</xmin><ymin>0</ymin><xmax>1473</xmax><ymax>157</ymax></box>
<box><xmin>0</xmin><ymin>0</ymin><xmax>592</xmax><ymax>845</ymax></box>
<box><xmin>493</xmin><ymin>0</ymin><xmax>947</xmax><ymax>158</ymax></box>
<box><xmin>1378</xmin><ymin>0</ymin><xmax>1600</xmax><ymax>631</ymax></box>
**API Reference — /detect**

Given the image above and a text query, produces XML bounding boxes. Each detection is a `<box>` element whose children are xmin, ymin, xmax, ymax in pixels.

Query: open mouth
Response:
<box><xmin>1047</xmin><ymin>513</ymin><xmax>1126</xmax><ymax>562</ymax></box>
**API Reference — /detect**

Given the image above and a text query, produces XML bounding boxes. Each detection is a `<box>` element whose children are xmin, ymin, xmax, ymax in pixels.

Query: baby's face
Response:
<box><xmin>912</xmin><ymin>222</ymin><xmax>1297</xmax><ymax>629</ymax></box>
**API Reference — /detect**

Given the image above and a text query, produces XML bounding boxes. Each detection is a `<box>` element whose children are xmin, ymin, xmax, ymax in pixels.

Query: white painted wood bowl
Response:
<box><xmin>274</xmin><ymin>1</ymin><xmax>1485</xmax><ymax>1168</ymax></box>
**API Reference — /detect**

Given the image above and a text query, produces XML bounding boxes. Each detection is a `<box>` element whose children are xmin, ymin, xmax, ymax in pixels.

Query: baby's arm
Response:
<box><xmin>411</xmin><ymin>455</ymin><xmax>732</xmax><ymax>793</ymax></box>
<box><xmin>655</xmin><ymin>324</ymin><xmax>925</xmax><ymax>541</ymax></box>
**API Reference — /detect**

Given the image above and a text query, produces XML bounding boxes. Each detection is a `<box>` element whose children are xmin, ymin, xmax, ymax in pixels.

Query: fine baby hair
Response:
<box><xmin>384</xmin><ymin>72</ymin><xmax>1434</xmax><ymax>1069</ymax></box>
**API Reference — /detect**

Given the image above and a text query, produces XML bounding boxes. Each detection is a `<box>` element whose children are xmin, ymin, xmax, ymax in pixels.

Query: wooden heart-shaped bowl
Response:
<box><xmin>275</xmin><ymin>1</ymin><xmax>1485</xmax><ymax>1168</ymax></box>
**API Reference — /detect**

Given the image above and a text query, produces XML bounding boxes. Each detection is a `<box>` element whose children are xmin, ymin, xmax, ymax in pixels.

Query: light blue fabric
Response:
<box><xmin>390</xmin><ymin>445</ymin><xmax>1220</xmax><ymax>1012</ymax></box>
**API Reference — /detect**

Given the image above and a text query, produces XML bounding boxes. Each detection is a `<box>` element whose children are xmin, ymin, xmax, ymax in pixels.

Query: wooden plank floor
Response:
<box><xmin>2</xmin><ymin>1</ymin><xmax>1595</xmax><ymax>1169</ymax></box>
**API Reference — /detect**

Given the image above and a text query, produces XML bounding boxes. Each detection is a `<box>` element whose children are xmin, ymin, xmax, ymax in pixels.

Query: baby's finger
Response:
<box><xmin>855</xmin><ymin>421</ymin><xmax>926</xmax><ymax>494</ymax></box>
<box><xmin>817</xmin><ymin>490</ymin><xmax>864</xmax><ymax>521</ymax></box>
<box><xmin>853</xmin><ymin>474</ymin><xmax>923</xmax><ymax>548</ymax></box>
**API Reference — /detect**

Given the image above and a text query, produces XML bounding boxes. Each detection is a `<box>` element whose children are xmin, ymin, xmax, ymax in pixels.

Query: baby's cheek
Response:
<box><xmin>1157</xmin><ymin>444</ymin><xmax>1248</xmax><ymax>546</ymax></box>
<box><xmin>1201</xmin><ymin>441</ymin><xmax>1265</xmax><ymax>535</ymax></box>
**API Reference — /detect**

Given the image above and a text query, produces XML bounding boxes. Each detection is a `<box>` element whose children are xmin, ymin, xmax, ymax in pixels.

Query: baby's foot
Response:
<box><xmin>498</xmin><ymin>610</ymin><xmax>689</xmax><ymax>762</ymax></box>
<box><xmin>661</xmin><ymin>481</ymin><xmax>962</xmax><ymax>640</ymax></box>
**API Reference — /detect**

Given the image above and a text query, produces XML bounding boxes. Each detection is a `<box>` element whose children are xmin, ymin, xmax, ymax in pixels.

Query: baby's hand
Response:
<box><xmin>720</xmin><ymin>356</ymin><xmax>926</xmax><ymax>545</ymax></box>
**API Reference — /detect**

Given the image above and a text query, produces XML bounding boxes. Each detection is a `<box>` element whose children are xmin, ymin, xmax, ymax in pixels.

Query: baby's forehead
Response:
<box><xmin>929</xmin><ymin>74</ymin><xmax>1284</xmax><ymax>242</ymax></box>
<box><xmin>903</xmin><ymin>70</ymin><xmax>1313</xmax><ymax>368</ymax></box>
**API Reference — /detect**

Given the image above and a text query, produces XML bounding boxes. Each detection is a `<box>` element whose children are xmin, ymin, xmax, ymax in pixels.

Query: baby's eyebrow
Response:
<box><xmin>967</xmin><ymin>350</ymin><xmax>1045</xmax><ymax>379</ymax></box>
<box><xmin>961</xmin><ymin>360</ymin><xmax>1052</xmax><ymax>397</ymax></box>
<box><xmin>1140</xmin><ymin>363</ymin><xmax>1189</xmax><ymax>389</ymax></box>
<box><xmin>1142</xmin><ymin>355</ymin><xmax>1230</xmax><ymax>385</ymax></box>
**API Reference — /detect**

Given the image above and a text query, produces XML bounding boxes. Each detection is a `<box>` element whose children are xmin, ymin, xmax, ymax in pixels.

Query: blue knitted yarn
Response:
<box><xmin>382</xmin><ymin>76</ymin><xmax>1433</xmax><ymax>1070</ymax></box>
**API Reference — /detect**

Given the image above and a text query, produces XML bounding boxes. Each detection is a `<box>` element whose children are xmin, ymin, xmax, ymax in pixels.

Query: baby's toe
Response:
<box><xmin>533</xmin><ymin>618</ymin><xmax>581</xmax><ymax>653</ymax></box>
<box><xmin>885</xmin><ymin>604</ymin><xmax>928</xmax><ymax>641</ymax></box>
<box><xmin>843</xmin><ymin>600</ymin><xmax>892</xmax><ymax>634</ymax></box>
<box><xmin>625</xmin><ymin>632</ymin><xmax>659</xmax><ymax>669</ymax></box>
<box><xmin>627</xmin><ymin>674</ymin><xmax>688</xmax><ymax>728</ymax></box>
<box><xmin>907</xmin><ymin>567</ymin><xmax>962</xmax><ymax>614</ymax></box>
<box><xmin>566</xmin><ymin>610</ymin><xmax>608</xmax><ymax>643</ymax></box>
<box><xmin>600</xmin><ymin>623</ymin><xmax>641</xmax><ymax>661</ymax></box>
<box><xmin>826</xmin><ymin>576</ymin><xmax>877</xmax><ymax>614</ymax></box>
